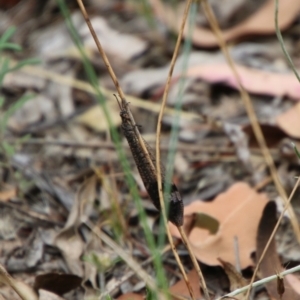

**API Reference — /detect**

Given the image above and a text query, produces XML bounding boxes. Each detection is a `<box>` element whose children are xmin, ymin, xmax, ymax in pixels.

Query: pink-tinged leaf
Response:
<box><xmin>185</xmin><ymin>63</ymin><xmax>300</xmax><ymax>100</ymax></box>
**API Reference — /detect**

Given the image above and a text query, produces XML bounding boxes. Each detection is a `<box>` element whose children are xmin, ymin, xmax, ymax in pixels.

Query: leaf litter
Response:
<box><xmin>1</xmin><ymin>0</ymin><xmax>300</xmax><ymax>299</ymax></box>
<box><xmin>169</xmin><ymin>182</ymin><xmax>269</xmax><ymax>268</ymax></box>
<box><xmin>150</xmin><ymin>0</ymin><xmax>300</xmax><ymax>47</ymax></box>
<box><xmin>256</xmin><ymin>201</ymin><xmax>300</xmax><ymax>299</ymax></box>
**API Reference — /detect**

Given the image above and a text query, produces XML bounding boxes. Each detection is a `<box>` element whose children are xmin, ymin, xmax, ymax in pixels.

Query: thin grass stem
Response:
<box><xmin>154</xmin><ymin>0</ymin><xmax>205</xmax><ymax>299</ymax></box>
<box><xmin>218</xmin><ymin>264</ymin><xmax>300</xmax><ymax>299</ymax></box>
<box><xmin>274</xmin><ymin>0</ymin><xmax>300</xmax><ymax>82</ymax></box>
<box><xmin>59</xmin><ymin>0</ymin><xmax>168</xmax><ymax>293</ymax></box>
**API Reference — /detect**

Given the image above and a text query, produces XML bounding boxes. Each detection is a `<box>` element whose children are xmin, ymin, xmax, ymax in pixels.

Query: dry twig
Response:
<box><xmin>155</xmin><ymin>0</ymin><xmax>210</xmax><ymax>298</ymax></box>
<box><xmin>76</xmin><ymin>0</ymin><xmax>195</xmax><ymax>298</ymax></box>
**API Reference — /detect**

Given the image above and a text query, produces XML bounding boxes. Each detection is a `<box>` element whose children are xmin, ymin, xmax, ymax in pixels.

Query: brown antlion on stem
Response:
<box><xmin>76</xmin><ymin>0</ymin><xmax>203</xmax><ymax>297</ymax></box>
<box><xmin>116</xmin><ymin>95</ymin><xmax>183</xmax><ymax>227</ymax></box>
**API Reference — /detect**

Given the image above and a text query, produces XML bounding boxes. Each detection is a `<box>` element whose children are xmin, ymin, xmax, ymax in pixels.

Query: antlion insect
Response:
<box><xmin>116</xmin><ymin>96</ymin><xmax>183</xmax><ymax>227</ymax></box>
<box><xmin>75</xmin><ymin>0</ymin><xmax>209</xmax><ymax>297</ymax></box>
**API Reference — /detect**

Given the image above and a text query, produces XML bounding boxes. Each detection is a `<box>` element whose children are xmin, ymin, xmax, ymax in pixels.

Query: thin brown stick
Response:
<box><xmin>178</xmin><ymin>226</ymin><xmax>211</xmax><ymax>299</ymax></box>
<box><xmin>245</xmin><ymin>176</ymin><xmax>300</xmax><ymax>298</ymax></box>
<box><xmin>154</xmin><ymin>0</ymin><xmax>210</xmax><ymax>299</ymax></box>
<box><xmin>117</xmin><ymin>96</ymin><xmax>194</xmax><ymax>299</ymax></box>
<box><xmin>166</xmin><ymin>230</ymin><xmax>196</xmax><ymax>300</ymax></box>
<box><xmin>76</xmin><ymin>1</ymin><xmax>123</xmax><ymax>99</ymax></box>
<box><xmin>201</xmin><ymin>0</ymin><xmax>300</xmax><ymax>243</ymax></box>
<box><xmin>76</xmin><ymin>0</ymin><xmax>195</xmax><ymax>297</ymax></box>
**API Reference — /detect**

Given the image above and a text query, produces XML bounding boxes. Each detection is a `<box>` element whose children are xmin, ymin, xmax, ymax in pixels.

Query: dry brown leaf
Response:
<box><xmin>151</xmin><ymin>0</ymin><xmax>300</xmax><ymax>47</ymax></box>
<box><xmin>0</xmin><ymin>188</ymin><xmax>17</xmax><ymax>202</ymax></box>
<box><xmin>34</xmin><ymin>273</ymin><xmax>82</xmax><ymax>296</ymax></box>
<box><xmin>243</xmin><ymin>124</ymin><xmax>287</xmax><ymax>148</ymax></box>
<box><xmin>256</xmin><ymin>201</ymin><xmax>299</xmax><ymax>299</ymax></box>
<box><xmin>276</xmin><ymin>102</ymin><xmax>300</xmax><ymax>138</ymax></box>
<box><xmin>170</xmin><ymin>269</ymin><xmax>202</xmax><ymax>300</ymax></box>
<box><xmin>185</xmin><ymin>63</ymin><xmax>300</xmax><ymax>101</ymax></box>
<box><xmin>169</xmin><ymin>182</ymin><xmax>269</xmax><ymax>268</ymax></box>
<box><xmin>54</xmin><ymin>176</ymin><xmax>98</xmax><ymax>276</ymax></box>
<box><xmin>218</xmin><ymin>258</ymin><xmax>247</xmax><ymax>294</ymax></box>
<box><xmin>256</xmin><ymin>201</ymin><xmax>283</xmax><ymax>292</ymax></box>
<box><xmin>285</xmin><ymin>274</ymin><xmax>300</xmax><ymax>295</ymax></box>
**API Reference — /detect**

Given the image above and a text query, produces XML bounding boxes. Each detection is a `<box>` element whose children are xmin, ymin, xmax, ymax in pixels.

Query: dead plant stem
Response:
<box><xmin>178</xmin><ymin>226</ymin><xmax>210</xmax><ymax>299</ymax></box>
<box><xmin>166</xmin><ymin>227</ymin><xmax>196</xmax><ymax>300</ymax></box>
<box><xmin>274</xmin><ymin>0</ymin><xmax>300</xmax><ymax>82</ymax></box>
<box><xmin>201</xmin><ymin>0</ymin><xmax>300</xmax><ymax>244</ymax></box>
<box><xmin>76</xmin><ymin>0</ymin><xmax>154</xmax><ymax>183</ymax></box>
<box><xmin>76</xmin><ymin>0</ymin><xmax>196</xmax><ymax>297</ymax></box>
<box><xmin>154</xmin><ymin>0</ymin><xmax>209</xmax><ymax>299</ymax></box>
<box><xmin>219</xmin><ymin>265</ymin><xmax>300</xmax><ymax>299</ymax></box>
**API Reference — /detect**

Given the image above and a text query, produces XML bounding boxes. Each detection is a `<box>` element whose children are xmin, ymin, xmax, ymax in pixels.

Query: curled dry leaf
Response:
<box><xmin>256</xmin><ymin>201</ymin><xmax>299</xmax><ymax>299</ymax></box>
<box><xmin>34</xmin><ymin>273</ymin><xmax>82</xmax><ymax>296</ymax></box>
<box><xmin>243</xmin><ymin>124</ymin><xmax>287</xmax><ymax>148</ymax></box>
<box><xmin>218</xmin><ymin>258</ymin><xmax>247</xmax><ymax>292</ymax></box>
<box><xmin>150</xmin><ymin>0</ymin><xmax>300</xmax><ymax>47</ymax></box>
<box><xmin>54</xmin><ymin>176</ymin><xmax>98</xmax><ymax>276</ymax></box>
<box><xmin>169</xmin><ymin>182</ymin><xmax>269</xmax><ymax>268</ymax></box>
<box><xmin>0</xmin><ymin>187</ymin><xmax>17</xmax><ymax>202</ymax></box>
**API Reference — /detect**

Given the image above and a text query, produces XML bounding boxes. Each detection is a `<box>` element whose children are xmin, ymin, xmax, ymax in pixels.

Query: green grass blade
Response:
<box><xmin>0</xmin><ymin>27</ymin><xmax>16</xmax><ymax>45</ymax></box>
<box><xmin>0</xmin><ymin>42</ymin><xmax>22</xmax><ymax>51</ymax></box>
<box><xmin>275</xmin><ymin>0</ymin><xmax>300</xmax><ymax>82</ymax></box>
<box><xmin>0</xmin><ymin>93</ymin><xmax>34</xmax><ymax>133</ymax></box>
<box><xmin>57</xmin><ymin>0</ymin><xmax>168</xmax><ymax>293</ymax></box>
